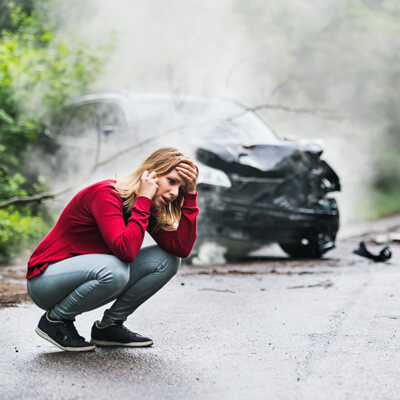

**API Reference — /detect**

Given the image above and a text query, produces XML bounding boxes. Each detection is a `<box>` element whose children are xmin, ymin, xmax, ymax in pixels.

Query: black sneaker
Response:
<box><xmin>91</xmin><ymin>321</ymin><xmax>153</xmax><ymax>347</ymax></box>
<box><xmin>35</xmin><ymin>312</ymin><xmax>96</xmax><ymax>352</ymax></box>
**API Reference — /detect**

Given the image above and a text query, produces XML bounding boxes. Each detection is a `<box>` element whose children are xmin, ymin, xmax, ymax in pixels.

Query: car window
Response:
<box><xmin>210</xmin><ymin>111</ymin><xmax>279</xmax><ymax>145</ymax></box>
<box><xmin>129</xmin><ymin>99</ymin><xmax>278</xmax><ymax>145</ymax></box>
<box><xmin>130</xmin><ymin>101</ymin><xmax>183</xmax><ymax>142</ymax></box>
<box><xmin>52</xmin><ymin>103</ymin><xmax>101</xmax><ymax>179</ymax></box>
<box><xmin>96</xmin><ymin>102</ymin><xmax>127</xmax><ymax>135</ymax></box>
<box><xmin>61</xmin><ymin>104</ymin><xmax>98</xmax><ymax>139</ymax></box>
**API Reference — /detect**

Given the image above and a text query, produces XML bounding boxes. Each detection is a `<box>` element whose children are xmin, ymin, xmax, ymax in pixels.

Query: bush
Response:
<box><xmin>373</xmin><ymin>151</ymin><xmax>400</xmax><ymax>193</ymax></box>
<box><xmin>0</xmin><ymin>1</ymin><xmax>109</xmax><ymax>264</ymax></box>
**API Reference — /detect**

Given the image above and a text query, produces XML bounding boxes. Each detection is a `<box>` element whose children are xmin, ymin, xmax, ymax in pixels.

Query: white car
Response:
<box><xmin>46</xmin><ymin>91</ymin><xmax>341</xmax><ymax>261</ymax></box>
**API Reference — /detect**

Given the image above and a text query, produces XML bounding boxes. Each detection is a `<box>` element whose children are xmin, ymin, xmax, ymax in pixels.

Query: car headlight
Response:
<box><xmin>196</xmin><ymin>162</ymin><xmax>231</xmax><ymax>188</ymax></box>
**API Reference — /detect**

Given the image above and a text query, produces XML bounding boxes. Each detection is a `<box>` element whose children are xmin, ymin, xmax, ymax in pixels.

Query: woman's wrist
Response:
<box><xmin>138</xmin><ymin>194</ymin><xmax>153</xmax><ymax>201</ymax></box>
<box><xmin>183</xmin><ymin>191</ymin><xmax>197</xmax><ymax>200</ymax></box>
<box><xmin>184</xmin><ymin>183</ymin><xmax>197</xmax><ymax>194</ymax></box>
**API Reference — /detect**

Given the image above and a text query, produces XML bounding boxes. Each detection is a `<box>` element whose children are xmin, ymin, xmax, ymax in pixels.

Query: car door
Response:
<box><xmin>93</xmin><ymin>101</ymin><xmax>143</xmax><ymax>177</ymax></box>
<box><xmin>55</xmin><ymin>103</ymin><xmax>100</xmax><ymax>182</ymax></box>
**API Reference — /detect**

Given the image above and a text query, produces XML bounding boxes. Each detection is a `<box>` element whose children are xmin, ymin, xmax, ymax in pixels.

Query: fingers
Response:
<box><xmin>149</xmin><ymin>173</ymin><xmax>159</xmax><ymax>184</ymax></box>
<box><xmin>180</xmin><ymin>157</ymin><xmax>194</xmax><ymax>164</ymax></box>
<box><xmin>178</xmin><ymin>159</ymin><xmax>198</xmax><ymax>173</ymax></box>
<box><xmin>179</xmin><ymin>158</ymin><xmax>196</xmax><ymax>170</ymax></box>
<box><xmin>175</xmin><ymin>158</ymin><xmax>198</xmax><ymax>193</ymax></box>
<box><xmin>138</xmin><ymin>170</ymin><xmax>159</xmax><ymax>199</ymax></box>
<box><xmin>176</xmin><ymin>163</ymin><xmax>198</xmax><ymax>182</ymax></box>
<box><xmin>177</xmin><ymin>163</ymin><xmax>196</xmax><ymax>173</ymax></box>
<box><xmin>142</xmin><ymin>170</ymin><xmax>158</xmax><ymax>181</ymax></box>
<box><xmin>142</xmin><ymin>170</ymin><xmax>157</xmax><ymax>178</ymax></box>
<box><xmin>176</xmin><ymin>169</ymin><xmax>194</xmax><ymax>183</ymax></box>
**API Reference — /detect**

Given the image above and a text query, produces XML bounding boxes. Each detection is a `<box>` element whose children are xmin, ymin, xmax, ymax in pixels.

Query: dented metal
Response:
<box><xmin>48</xmin><ymin>92</ymin><xmax>341</xmax><ymax>261</ymax></box>
<box><xmin>194</xmin><ymin>140</ymin><xmax>340</xmax><ymax>260</ymax></box>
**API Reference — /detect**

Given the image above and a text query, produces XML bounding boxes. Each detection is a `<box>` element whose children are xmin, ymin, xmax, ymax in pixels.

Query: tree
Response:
<box><xmin>0</xmin><ymin>1</ymin><xmax>108</xmax><ymax>263</ymax></box>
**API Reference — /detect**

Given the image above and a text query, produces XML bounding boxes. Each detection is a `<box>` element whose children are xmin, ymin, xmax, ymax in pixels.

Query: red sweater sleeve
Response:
<box><xmin>91</xmin><ymin>188</ymin><xmax>153</xmax><ymax>263</ymax></box>
<box><xmin>147</xmin><ymin>192</ymin><xmax>199</xmax><ymax>258</ymax></box>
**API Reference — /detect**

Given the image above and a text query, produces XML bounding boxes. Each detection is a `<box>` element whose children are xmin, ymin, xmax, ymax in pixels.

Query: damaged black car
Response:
<box><xmin>44</xmin><ymin>92</ymin><xmax>341</xmax><ymax>261</ymax></box>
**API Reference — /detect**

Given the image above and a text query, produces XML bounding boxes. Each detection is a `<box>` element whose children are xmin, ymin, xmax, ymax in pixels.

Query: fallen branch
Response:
<box><xmin>246</xmin><ymin>103</ymin><xmax>345</xmax><ymax>120</ymax></box>
<box><xmin>0</xmin><ymin>186</ymin><xmax>75</xmax><ymax>209</ymax></box>
<box><xmin>0</xmin><ymin>97</ymin><xmax>343</xmax><ymax>209</ymax></box>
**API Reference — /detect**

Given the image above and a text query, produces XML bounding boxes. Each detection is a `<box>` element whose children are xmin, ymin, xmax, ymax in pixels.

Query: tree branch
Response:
<box><xmin>0</xmin><ymin>186</ymin><xmax>75</xmax><ymax>209</ymax></box>
<box><xmin>0</xmin><ymin>98</ymin><xmax>344</xmax><ymax>209</ymax></box>
<box><xmin>246</xmin><ymin>103</ymin><xmax>345</xmax><ymax>120</ymax></box>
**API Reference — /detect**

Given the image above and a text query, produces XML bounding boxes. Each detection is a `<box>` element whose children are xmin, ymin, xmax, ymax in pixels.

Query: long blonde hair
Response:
<box><xmin>114</xmin><ymin>147</ymin><xmax>187</xmax><ymax>232</ymax></box>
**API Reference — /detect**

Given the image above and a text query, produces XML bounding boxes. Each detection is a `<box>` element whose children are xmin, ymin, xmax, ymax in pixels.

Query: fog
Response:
<box><xmin>43</xmin><ymin>0</ymin><xmax>398</xmax><ymax>224</ymax></box>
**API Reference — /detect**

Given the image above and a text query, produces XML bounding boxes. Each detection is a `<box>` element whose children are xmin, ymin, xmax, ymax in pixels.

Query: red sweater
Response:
<box><xmin>27</xmin><ymin>180</ymin><xmax>199</xmax><ymax>279</ymax></box>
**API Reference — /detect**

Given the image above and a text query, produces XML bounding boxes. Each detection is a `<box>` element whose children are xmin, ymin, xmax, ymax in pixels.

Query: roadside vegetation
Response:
<box><xmin>360</xmin><ymin>151</ymin><xmax>400</xmax><ymax>220</ymax></box>
<box><xmin>0</xmin><ymin>0</ymin><xmax>108</xmax><ymax>264</ymax></box>
<box><xmin>0</xmin><ymin>0</ymin><xmax>399</xmax><ymax>264</ymax></box>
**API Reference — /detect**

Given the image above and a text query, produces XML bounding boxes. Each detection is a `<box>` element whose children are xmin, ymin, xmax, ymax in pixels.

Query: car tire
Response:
<box><xmin>279</xmin><ymin>237</ymin><xmax>325</xmax><ymax>259</ymax></box>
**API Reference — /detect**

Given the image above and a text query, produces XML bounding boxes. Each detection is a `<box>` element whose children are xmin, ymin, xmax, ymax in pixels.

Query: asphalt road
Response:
<box><xmin>1</xmin><ymin>229</ymin><xmax>400</xmax><ymax>399</ymax></box>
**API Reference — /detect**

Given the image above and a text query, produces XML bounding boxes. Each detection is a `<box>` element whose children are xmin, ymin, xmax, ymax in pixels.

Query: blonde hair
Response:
<box><xmin>114</xmin><ymin>147</ymin><xmax>187</xmax><ymax>233</ymax></box>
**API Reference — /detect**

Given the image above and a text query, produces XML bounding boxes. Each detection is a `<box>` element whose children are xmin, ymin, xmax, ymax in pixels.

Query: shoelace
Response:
<box><xmin>118</xmin><ymin>323</ymin><xmax>139</xmax><ymax>337</ymax></box>
<box><xmin>62</xmin><ymin>320</ymin><xmax>85</xmax><ymax>341</ymax></box>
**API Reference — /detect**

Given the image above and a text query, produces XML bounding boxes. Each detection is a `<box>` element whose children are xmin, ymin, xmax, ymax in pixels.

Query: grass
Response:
<box><xmin>357</xmin><ymin>188</ymin><xmax>400</xmax><ymax>221</ymax></box>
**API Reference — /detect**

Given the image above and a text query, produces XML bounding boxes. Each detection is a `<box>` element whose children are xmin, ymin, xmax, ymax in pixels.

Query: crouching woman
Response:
<box><xmin>26</xmin><ymin>147</ymin><xmax>199</xmax><ymax>352</ymax></box>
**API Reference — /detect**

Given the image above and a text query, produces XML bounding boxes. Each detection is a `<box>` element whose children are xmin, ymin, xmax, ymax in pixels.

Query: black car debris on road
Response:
<box><xmin>42</xmin><ymin>91</ymin><xmax>341</xmax><ymax>261</ymax></box>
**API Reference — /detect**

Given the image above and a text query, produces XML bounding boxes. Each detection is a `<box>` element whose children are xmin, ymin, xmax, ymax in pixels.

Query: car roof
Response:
<box><xmin>65</xmin><ymin>91</ymin><xmax>245</xmax><ymax>110</ymax></box>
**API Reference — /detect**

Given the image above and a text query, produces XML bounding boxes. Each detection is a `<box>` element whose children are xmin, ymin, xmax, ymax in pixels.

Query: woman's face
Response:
<box><xmin>152</xmin><ymin>168</ymin><xmax>185</xmax><ymax>209</ymax></box>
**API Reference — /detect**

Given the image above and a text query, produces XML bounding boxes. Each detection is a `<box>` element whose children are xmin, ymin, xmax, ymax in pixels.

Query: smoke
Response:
<box><xmin>40</xmin><ymin>0</ymin><xmax>398</xmax><ymax>224</ymax></box>
<box><xmin>192</xmin><ymin>242</ymin><xmax>227</xmax><ymax>265</ymax></box>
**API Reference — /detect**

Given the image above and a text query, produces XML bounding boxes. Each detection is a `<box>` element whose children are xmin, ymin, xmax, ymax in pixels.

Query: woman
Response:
<box><xmin>26</xmin><ymin>147</ymin><xmax>199</xmax><ymax>352</ymax></box>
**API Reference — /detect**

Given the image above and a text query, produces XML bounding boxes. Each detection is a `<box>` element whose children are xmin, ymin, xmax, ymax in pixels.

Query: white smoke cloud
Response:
<box><xmin>43</xmin><ymin>0</ymin><xmax>394</xmax><ymax>224</ymax></box>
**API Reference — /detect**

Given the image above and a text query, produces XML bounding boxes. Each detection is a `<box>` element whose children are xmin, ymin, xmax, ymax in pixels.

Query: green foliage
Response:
<box><xmin>358</xmin><ymin>188</ymin><xmax>400</xmax><ymax>221</ymax></box>
<box><xmin>0</xmin><ymin>206</ymin><xmax>49</xmax><ymax>264</ymax></box>
<box><xmin>0</xmin><ymin>0</ymin><xmax>108</xmax><ymax>264</ymax></box>
<box><xmin>373</xmin><ymin>151</ymin><xmax>400</xmax><ymax>192</ymax></box>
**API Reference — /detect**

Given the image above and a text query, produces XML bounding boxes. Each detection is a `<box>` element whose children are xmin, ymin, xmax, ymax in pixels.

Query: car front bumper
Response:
<box><xmin>197</xmin><ymin>194</ymin><xmax>339</xmax><ymax>245</ymax></box>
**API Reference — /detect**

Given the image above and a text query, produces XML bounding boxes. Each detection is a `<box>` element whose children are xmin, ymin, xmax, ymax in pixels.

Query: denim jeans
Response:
<box><xmin>27</xmin><ymin>245</ymin><xmax>181</xmax><ymax>323</ymax></box>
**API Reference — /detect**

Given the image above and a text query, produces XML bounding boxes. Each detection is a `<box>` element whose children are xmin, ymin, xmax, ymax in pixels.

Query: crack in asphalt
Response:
<box><xmin>198</xmin><ymin>288</ymin><xmax>236</xmax><ymax>294</ymax></box>
<box><xmin>295</xmin><ymin>265</ymin><xmax>372</xmax><ymax>387</ymax></box>
<box><xmin>286</xmin><ymin>279</ymin><xmax>334</xmax><ymax>289</ymax></box>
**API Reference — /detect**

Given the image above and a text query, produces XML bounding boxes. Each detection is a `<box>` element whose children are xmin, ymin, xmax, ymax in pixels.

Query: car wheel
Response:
<box><xmin>279</xmin><ymin>233</ymin><xmax>335</xmax><ymax>259</ymax></box>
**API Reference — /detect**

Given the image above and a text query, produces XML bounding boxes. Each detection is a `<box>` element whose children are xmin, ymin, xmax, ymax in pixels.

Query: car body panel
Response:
<box><xmin>47</xmin><ymin>91</ymin><xmax>341</xmax><ymax>260</ymax></box>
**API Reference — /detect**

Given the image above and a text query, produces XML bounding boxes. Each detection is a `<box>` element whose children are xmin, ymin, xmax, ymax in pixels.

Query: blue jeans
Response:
<box><xmin>27</xmin><ymin>245</ymin><xmax>181</xmax><ymax>323</ymax></box>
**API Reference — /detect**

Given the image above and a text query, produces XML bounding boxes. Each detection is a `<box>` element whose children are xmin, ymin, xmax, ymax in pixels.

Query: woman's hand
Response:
<box><xmin>176</xmin><ymin>158</ymin><xmax>198</xmax><ymax>194</ymax></box>
<box><xmin>138</xmin><ymin>170</ymin><xmax>159</xmax><ymax>200</ymax></box>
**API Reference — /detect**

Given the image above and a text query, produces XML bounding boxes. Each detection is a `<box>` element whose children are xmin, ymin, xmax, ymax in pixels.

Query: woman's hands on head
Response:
<box><xmin>176</xmin><ymin>158</ymin><xmax>198</xmax><ymax>194</ymax></box>
<box><xmin>137</xmin><ymin>157</ymin><xmax>198</xmax><ymax>203</ymax></box>
<box><xmin>138</xmin><ymin>170</ymin><xmax>159</xmax><ymax>200</ymax></box>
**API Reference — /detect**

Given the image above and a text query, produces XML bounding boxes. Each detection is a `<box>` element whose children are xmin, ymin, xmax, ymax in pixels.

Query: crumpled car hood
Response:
<box><xmin>196</xmin><ymin>141</ymin><xmax>330</xmax><ymax>178</ymax></box>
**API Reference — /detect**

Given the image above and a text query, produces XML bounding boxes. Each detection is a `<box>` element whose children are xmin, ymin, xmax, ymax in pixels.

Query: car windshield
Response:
<box><xmin>129</xmin><ymin>98</ymin><xmax>279</xmax><ymax>145</ymax></box>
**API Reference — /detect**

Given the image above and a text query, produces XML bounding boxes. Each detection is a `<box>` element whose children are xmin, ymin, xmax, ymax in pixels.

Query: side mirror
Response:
<box><xmin>282</xmin><ymin>135</ymin><xmax>296</xmax><ymax>141</ymax></box>
<box><xmin>102</xmin><ymin>125</ymin><xmax>116</xmax><ymax>135</ymax></box>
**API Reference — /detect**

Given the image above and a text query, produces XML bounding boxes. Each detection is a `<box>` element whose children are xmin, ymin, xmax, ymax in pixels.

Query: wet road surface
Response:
<box><xmin>1</xmin><ymin>230</ymin><xmax>400</xmax><ymax>399</ymax></box>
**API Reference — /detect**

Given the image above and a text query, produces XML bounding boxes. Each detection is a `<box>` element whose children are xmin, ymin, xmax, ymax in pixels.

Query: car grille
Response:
<box><xmin>226</xmin><ymin>174</ymin><xmax>284</xmax><ymax>203</ymax></box>
<box><xmin>225</xmin><ymin>170</ymin><xmax>329</xmax><ymax>211</ymax></box>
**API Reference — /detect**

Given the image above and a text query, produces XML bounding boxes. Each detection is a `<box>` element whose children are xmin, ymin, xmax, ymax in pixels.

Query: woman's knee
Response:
<box><xmin>96</xmin><ymin>256</ymin><xmax>130</xmax><ymax>290</ymax></box>
<box><xmin>130</xmin><ymin>245</ymin><xmax>181</xmax><ymax>282</ymax></box>
<box><xmin>156</xmin><ymin>249</ymin><xmax>181</xmax><ymax>279</ymax></box>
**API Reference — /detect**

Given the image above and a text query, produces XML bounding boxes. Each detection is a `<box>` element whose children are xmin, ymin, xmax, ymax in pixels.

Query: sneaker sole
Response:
<box><xmin>90</xmin><ymin>339</ymin><xmax>153</xmax><ymax>347</ymax></box>
<box><xmin>35</xmin><ymin>327</ymin><xmax>96</xmax><ymax>352</ymax></box>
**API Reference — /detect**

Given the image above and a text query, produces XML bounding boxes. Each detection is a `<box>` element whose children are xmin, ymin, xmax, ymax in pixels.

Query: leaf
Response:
<box><xmin>40</xmin><ymin>32</ymin><xmax>53</xmax><ymax>42</ymax></box>
<box><xmin>0</xmin><ymin>109</ymin><xmax>14</xmax><ymax>124</ymax></box>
